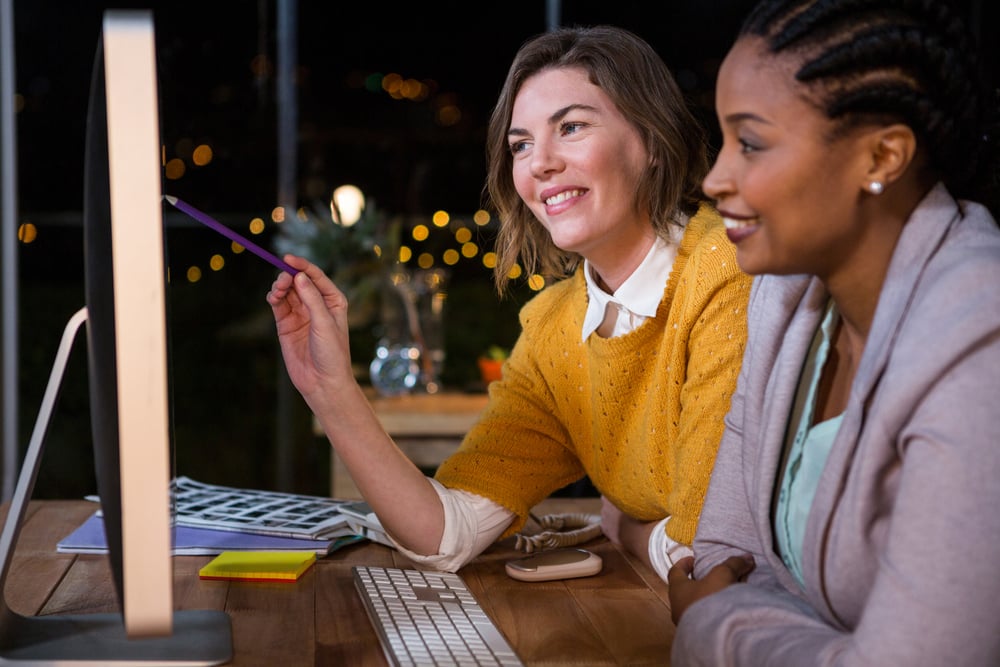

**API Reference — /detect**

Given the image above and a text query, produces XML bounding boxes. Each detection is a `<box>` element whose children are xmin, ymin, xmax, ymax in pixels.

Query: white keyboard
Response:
<box><xmin>353</xmin><ymin>565</ymin><xmax>524</xmax><ymax>666</ymax></box>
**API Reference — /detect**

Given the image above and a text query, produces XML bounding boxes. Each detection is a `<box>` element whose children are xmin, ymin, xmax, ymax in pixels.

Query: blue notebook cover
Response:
<box><xmin>58</xmin><ymin>511</ymin><xmax>363</xmax><ymax>556</ymax></box>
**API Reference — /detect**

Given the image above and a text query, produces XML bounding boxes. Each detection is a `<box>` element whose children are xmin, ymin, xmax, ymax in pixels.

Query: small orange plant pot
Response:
<box><xmin>477</xmin><ymin>358</ymin><xmax>504</xmax><ymax>384</ymax></box>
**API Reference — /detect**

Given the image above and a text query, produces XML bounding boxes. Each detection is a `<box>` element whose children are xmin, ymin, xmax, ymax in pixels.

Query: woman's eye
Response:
<box><xmin>509</xmin><ymin>140</ymin><xmax>529</xmax><ymax>155</ymax></box>
<box><xmin>560</xmin><ymin>121</ymin><xmax>585</xmax><ymax>135</ymax></box>
<box><xmin>739</xmin><ymin>138</ymin><xmax>759</xmax><ymax>154</ymax></box>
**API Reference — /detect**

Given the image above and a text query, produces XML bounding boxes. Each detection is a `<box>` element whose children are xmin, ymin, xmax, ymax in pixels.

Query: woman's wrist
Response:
<box><xmin>615</xmin><ymin>514</ymin><xmax>656</xmax><ymax>568</ymax></box>
<box><xmin>311</xmin><ymin>380</ymin><xmax>375</xmax><ymax>441</ymax></box>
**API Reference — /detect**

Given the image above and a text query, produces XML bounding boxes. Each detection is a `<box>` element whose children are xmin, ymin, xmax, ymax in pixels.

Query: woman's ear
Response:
<box><xmin>862</xmin><ymin>124</ymin><xmax>918</xmax><ymax>193</ymax></box>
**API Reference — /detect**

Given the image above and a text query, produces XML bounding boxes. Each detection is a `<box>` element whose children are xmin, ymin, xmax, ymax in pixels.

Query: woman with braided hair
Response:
<box><xmin>668</xmin><ymin>0</ymin><xmax>1000</xmax><ymax>664</ymax></box>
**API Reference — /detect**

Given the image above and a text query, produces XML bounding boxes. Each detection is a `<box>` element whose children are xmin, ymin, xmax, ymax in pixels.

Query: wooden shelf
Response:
<box><xmin>321</xmin><ymin>391</ymin><xmax>489</xmax><ymax>498</ymax></box>
<box><xmin>369</xmin><ymin>391</ymin><xmax>488</xmax><ymax>436</ymax></box>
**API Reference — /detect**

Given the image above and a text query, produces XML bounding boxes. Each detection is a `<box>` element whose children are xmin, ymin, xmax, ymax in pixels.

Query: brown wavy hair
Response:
<box><xmin>484</xmin><ymin>25</ymin><xmax>710</xmax><ymax>295</ymax></box>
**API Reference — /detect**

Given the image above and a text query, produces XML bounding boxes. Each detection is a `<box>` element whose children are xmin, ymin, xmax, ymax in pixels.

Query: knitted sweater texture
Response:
<box><xmin>435</xmin><ymin>205</ymin><xmax>751</xmax><ymax>544</ymax></box>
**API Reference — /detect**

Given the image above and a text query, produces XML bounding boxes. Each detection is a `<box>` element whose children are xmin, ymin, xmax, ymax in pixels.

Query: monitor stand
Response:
<box><xmin>0</xmin><ymin>308</ymin><xmax>232</xmax><ymax>665</ymax></box>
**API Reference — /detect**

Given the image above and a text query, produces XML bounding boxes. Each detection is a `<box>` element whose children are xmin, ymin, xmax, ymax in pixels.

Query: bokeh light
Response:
<box><xmin>331</xmin><ymin>184</ymin><xmax>365</xmax><ymax>226</ymax></box>
<box><xmin>17</xmin><ymin>222</ymin><xmax>37</xmax><ymax>244</ymax></box>
<box><xmin>412</xmin><ymin>224</ymin><xmax>430</xmax><ymax>242</ymax></box>
<box><xmin>192</xmin><ymin>144</ymin><xmax>213</xmax><ymax>166</ymax></box>
<box><xmin>164</xmin><ymin>158</ymin><xmax>185</xmax><ymax>180</ymax></box>
<box><xmin>432</xmin><ymin>210</ymin><xmax>450</xmax><ymax>227</ymax></box>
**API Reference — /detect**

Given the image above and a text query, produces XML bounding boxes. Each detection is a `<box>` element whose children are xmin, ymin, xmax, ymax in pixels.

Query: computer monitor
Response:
<box><xmin>0</xmin><ymin>10</ymin><xmax>231</xmax><ymax>663</ymax></box>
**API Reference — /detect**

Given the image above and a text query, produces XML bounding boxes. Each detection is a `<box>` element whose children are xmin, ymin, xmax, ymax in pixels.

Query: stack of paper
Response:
<box><xmin>59</xmin><ymin>476</ymin><xmax>368</xmax><ymax>556</ymax></box>
<box><xmin>57</xmin><ymin>512</ymin><xmax>361</xmax><ymax>556</ymax></box>
<box><xmin>169</xmin><ymin>476</ymin><xmax>354</xmax><ymax>540</ymax></box>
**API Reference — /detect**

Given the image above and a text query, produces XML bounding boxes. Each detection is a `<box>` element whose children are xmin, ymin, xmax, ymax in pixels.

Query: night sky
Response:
<box><xmin>12</xmin><ymin>1</ymin><xmax>996</xmax><ymax>221</ymax></box>
<box><xmin>11</xmin><ymin>1</ymin><xmax>760</xmax><ymax>219</ymax></box>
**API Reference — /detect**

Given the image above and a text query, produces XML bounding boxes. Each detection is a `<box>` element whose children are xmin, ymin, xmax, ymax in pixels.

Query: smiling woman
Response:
<box><xmin>669</xmin><ymin>1</ymin><xmax>1000</xmax><ymax>665</ymax></box>
<box><xmin>266</xmin><ymin>24</ymin><xmax>752</xmax><ymax>587</ymax></box>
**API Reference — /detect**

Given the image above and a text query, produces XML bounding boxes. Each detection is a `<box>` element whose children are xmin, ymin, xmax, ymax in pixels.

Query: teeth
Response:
<box><xmin>545</xmin><ymin>189</ymin><xmax>583</xmax><ymax>206</ymax></box>
<box><xmin>723</xmin><ymin>216</ymin><xmax>756</xmax><ymax>230</ymax></box>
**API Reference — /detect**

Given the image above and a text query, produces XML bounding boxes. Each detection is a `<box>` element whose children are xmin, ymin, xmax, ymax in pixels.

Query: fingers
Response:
<box><xmin>267</xmin><ymin>255</ymin><xmax>347</xmax><ymax>308</ymax></box>
<box><xmin>285</xmin><ymin>255</ymin><xmax>348</xmax><ymax>306</ymax></box>
<box><xmin>291</xmin><ymin>269</ymin><xmax>330</xmax><ymax>310</ymax></box>
<box><xmin>266</xmin><ymin>255</ymin><xmax>307</xmax><ymax>301</ymax></box>
<box><xmin>271</xmin><ymin>254</ymin><xmax>325</xmax><ymax>291</ymax></box>
<box><xmin>281</xmin><ymin>254</ymin><xmax>311</xmax><ymax>274</ymax></box>
<box><xmin>667</xmin><ymin>556</ymin><xmax>696</xmax><ymax>625</ymax></box>
<box><xmin>668</xmin><ymin>555</ymin><xmax>695</xmax><ymax>583</ymax></box>
<box><xmin>725</xmin><ymin>554</ymin><xmax>755</xmax><ymax>581</ymax></box>
<box><xmin>267</xmin><ymin>270</ymin><xmax>295</xmax><ymax>305</ymax></box>
<box><xmin>668</xmin><ymin>554</ymin><xmax>753</xmax><ymax>584</ymax></box>
<box><xmin>666</xmin><ymin>554</ymin><xmax>751</xmax><ymax>626</ymax></box>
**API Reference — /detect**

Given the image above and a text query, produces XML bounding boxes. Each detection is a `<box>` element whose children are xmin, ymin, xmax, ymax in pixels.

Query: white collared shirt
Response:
<box><xmin>581</xmin><ymin>229</ymin><xmax>682</xmax><ymax>340</ymax></box>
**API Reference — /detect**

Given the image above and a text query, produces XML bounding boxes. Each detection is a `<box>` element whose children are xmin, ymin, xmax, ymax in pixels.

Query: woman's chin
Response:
<box><xmin>734</xmin><ymin>246</ymin><xmax>776</xmax><ymax>277</ymax></box>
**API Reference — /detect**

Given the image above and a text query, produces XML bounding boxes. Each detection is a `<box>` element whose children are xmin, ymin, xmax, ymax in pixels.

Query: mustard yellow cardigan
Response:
<box><xmin>435</xmin><ymin>205</ymin><xmax>751</xmax><ymax>545</ymax></box>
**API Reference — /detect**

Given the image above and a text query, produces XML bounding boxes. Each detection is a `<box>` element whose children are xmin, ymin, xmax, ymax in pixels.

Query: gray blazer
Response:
<box><xmin>673</xmin><ymin>184</ymin><xmax>1000</xmax><ymax>666</ymax></box>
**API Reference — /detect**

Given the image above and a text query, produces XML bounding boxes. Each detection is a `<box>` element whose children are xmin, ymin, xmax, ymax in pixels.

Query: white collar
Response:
<box><xmin>581</xmin><ymin>231</ymin><xmax>680</xmax><ymax>341</ymax></box>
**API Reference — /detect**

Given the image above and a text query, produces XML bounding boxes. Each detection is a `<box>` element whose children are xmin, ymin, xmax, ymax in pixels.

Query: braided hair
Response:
<box><xmin>739</xmin><ymin>0</ymin><xmax>998</xmax><ymax>210</ymax></box>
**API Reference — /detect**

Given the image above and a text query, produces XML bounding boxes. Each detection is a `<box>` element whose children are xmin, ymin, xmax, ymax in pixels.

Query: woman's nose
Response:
<box><xmin>701</xmin><ymin>152</ymin><xmax>731</xmax><ymax>201</ymax></box>
<box><xmin>530</xmin><ymin>139</ymin><xmax>563</xmax><ymax>177</ymax></box>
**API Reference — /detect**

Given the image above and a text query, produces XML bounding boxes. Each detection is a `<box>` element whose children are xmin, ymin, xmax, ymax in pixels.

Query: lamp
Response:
<box><xmin>331</xmin><ymin>184</ymin><xmax>364</xmax><ymax>227</ymax></box>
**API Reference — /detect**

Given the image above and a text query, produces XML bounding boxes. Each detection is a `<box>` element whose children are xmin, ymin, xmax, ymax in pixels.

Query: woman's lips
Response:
<box><xmin>542</xmin><ymin>188</ymin><xmax>587</xmax><ymax>215</ymax></box>
<box><xmin>544</xmin><ymin>188</ymin><xmax>585</xmax><ymax>206</ymax></box>
<box><xmin>723</xmin><ymin>216</ymin><xmax>759</xmax><ymax>244</ymax></box>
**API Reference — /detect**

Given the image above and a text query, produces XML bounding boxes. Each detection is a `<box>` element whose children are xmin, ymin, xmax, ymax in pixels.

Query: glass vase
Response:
<box><xmin>370</xmin><ymin>266</ymin><xmax>449</xmax><ymax>395</ymax></box>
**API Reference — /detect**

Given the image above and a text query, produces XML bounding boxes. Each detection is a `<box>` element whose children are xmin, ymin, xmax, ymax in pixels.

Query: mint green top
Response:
<box><xmin>774</xmin><ymin>301</ymin><xmax>844</xmax><ymax>587</ymax></box>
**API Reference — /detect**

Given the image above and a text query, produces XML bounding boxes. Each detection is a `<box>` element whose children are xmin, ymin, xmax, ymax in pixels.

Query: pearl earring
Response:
<box><xmin>869</xmin><ymin>181</ymin><xmax>884</xmax><ymax>195</ymax></box>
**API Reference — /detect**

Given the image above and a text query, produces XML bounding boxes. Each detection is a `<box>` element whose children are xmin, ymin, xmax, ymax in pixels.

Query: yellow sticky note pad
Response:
<box><xmin>199</xmin><ymin>551</ymin><xmax>317</xmax><ymax>583</ymax></box>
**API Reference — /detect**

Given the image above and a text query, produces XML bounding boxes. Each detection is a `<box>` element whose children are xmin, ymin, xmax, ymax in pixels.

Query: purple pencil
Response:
<box><xmin>164</xmin><ymin>195</ymin><xmax>299</xmax><ymax>276</ymax></box>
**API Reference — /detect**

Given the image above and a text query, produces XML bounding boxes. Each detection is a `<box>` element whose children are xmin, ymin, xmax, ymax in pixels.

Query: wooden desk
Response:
<box><xmin>325</xmin><ymin>391</ymin><xmax>490</xmax><ymax>499</ymax></box>
<box><xmin>4</xmin><ymin>498</ymin><xmax>676</xmax><ymax>666</ymax></box>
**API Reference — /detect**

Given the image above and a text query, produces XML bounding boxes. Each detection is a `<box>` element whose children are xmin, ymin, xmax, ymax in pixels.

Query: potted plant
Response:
<box><xmin>477</xmin><ymin>345</ymin><xmax>509</xmax><ymax>385</ymax></box>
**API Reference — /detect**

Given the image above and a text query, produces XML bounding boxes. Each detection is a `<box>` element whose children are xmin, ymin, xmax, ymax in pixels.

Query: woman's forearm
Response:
<box><xmin>312</xmin><ymin>382</ymin><xmax>446</xmax><ymax>554</ymax></box>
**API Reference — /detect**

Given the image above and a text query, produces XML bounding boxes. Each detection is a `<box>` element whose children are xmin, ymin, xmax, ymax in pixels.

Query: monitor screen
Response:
<box><xmin>85</xmin><ymin>10</ymin><xmax>175</xmax><ymax>637</ymax></box>
<box><xmin>0</xmin><ymin>10</ymin><xmax>231</xmax><ymax>663</ymax></box>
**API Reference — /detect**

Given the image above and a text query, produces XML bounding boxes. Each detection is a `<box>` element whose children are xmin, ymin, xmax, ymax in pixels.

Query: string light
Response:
<box><xmin>156</xmin><ymin>146</ymin><xmax>536</xmax><ymax>288</ymax></box>
<box><xmin>158</xmin><ymin>129</ymin><xmax>510</xmax><ymax>284</ymax></box>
